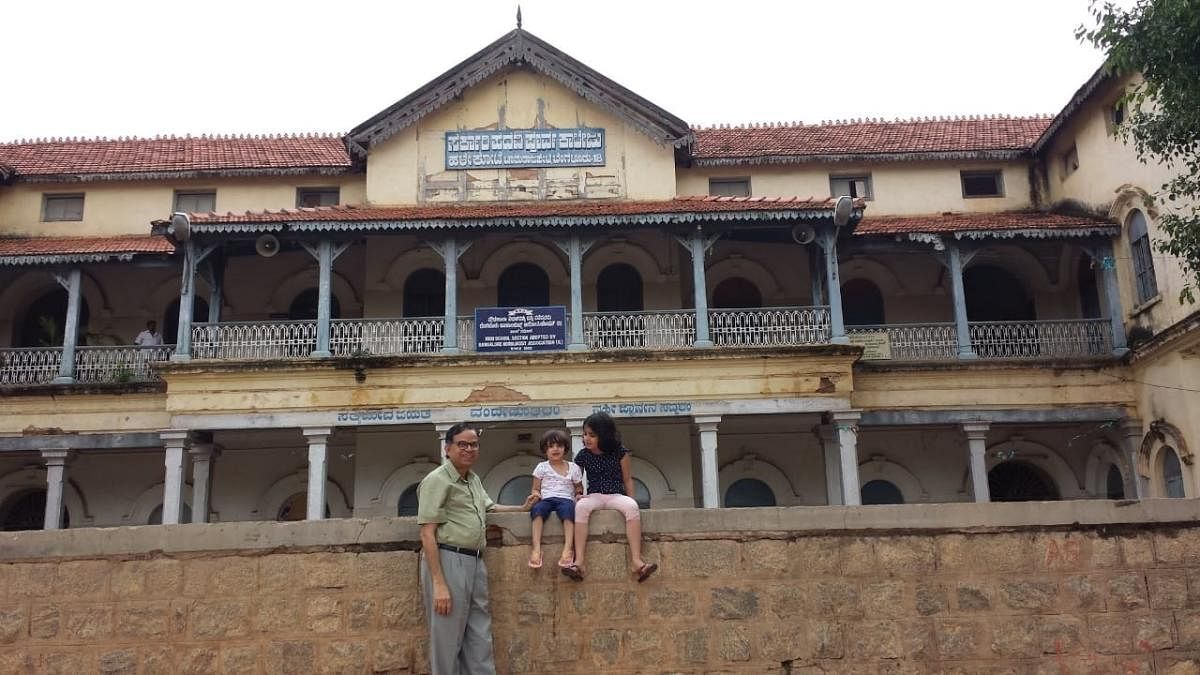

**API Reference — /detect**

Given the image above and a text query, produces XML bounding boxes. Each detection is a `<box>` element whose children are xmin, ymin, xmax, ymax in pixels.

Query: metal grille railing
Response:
<box><xmin>709</xmin><ymin>306</ymin><xmax>831</xmax><ymax>347</ymax></box>
<box><xmin>76</xmin><ymin>345</ymin><xmax>174</xmax><ymax>383</ymax></box>
<box><xmin>847</xmin><ymin>323</ymin><xmax>958</xmax><ymax>360</ymax></box>
<box><xmin>330</xmin><ymin>318</ymin><xmax>445</xmax><ymax>356</ymax></box>
<box><xmin>192</xmin><ymin>320</ymin><xmax>318</xmax><ymax>359</ymax></box>
<box><xmin>969</xmin><ymin>319</ymin><xmax>1112</xmax><ymax>359</ymax></box>
<box><xmin>582</xmin><ymin>310</ymin><xmax>697</xmax><ymax>350</ymax></box>
<box><xmin>0</xmin><ymin>347</ymin><xmax>63</xmax><ymax>385</ymax></box>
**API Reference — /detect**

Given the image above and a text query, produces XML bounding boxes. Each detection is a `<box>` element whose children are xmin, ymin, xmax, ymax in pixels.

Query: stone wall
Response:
<box><xmin>2</xmin><ymin>502</ymin><xmax>1200</xmax><ymax>673</ymax></box>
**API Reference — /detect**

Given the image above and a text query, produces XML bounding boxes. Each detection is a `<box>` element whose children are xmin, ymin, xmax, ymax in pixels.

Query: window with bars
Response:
<box><xmin>296</xmin><ymin>187</ymin><xmax>340</xmax><ymax>208</ymax></box>
<box><xmin>1126</xmin><ymin>209</ymin><xmax>1159</xmax><ymax>304</ymax></box>
<box><xmin>174</xmin><ymin>191</ymin><xmax>216</xmax><ymax>213</ymax></box>
<box><xmin>960</xmin><ymin>170</ymin><xmax>1004</xmax><ymax>198</ymax></box>
<box><xmin>830</xmin><ymin>175</ymin><xmax>873</xmax><ymax>200</ymax></box>
<box><xmin>708</xmin><ymin>177</ymin><xmax>750</xmax><ymax>198</ymax></box>
<box><xmin>42</xmin><ymin>194</ymin><xmax>84</xmax><ymax>221</ymax></box>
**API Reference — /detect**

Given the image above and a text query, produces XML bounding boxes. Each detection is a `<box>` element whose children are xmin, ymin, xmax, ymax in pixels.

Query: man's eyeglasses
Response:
<box><xmin>454</xmin><ymin>441</ymin><xmax>480</xmax><ymax>451</ymax></box>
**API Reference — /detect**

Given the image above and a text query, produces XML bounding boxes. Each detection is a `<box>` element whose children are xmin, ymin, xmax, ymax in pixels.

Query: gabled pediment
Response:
<box><xmin>347</xmin><ymin>29</ymin><xmax>693</xmax><ymax>155</ymax></box>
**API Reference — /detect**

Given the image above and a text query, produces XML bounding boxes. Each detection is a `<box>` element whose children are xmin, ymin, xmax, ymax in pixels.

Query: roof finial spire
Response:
<box><xmin>516</xmin><ymin>5</ymin><xmax>522</xmax><ymax>29</ymax></box>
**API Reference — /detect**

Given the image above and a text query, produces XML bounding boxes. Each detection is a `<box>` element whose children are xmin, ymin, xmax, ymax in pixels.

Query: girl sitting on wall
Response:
<box><xmin>527</xmin><ymin>428</ymin><xmax>583</xmax><ymax>569</ymax></box>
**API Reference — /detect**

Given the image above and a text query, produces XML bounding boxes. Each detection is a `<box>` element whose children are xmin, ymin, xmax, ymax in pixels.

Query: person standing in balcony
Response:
<box><xmin>417</xmin><ymin>423</ymin><xmax>536</xmax><ymax>675</ymax></box>
<box><xmin>561</xmin><ymin>411</ymin><xmax>658</xmax><ymax>583</ymax></box>
<box><xmin>133</xmin><ymin>320</ymin><xmax>162</xmax><ymax>347</ymax></box>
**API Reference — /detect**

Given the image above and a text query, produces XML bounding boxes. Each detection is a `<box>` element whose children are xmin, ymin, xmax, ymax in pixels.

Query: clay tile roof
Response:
<box><xmin>187</xmin><ymin>196</ymin><xmax>843</xmax><ymax>224</ymax></box>
<box><xmin>0</xmin><ymin>235</ymin><xmax>174</xmax><ymax>264</ymax></box>
<box><xmin>0</xmin><ymin>135</ymin><xmax>351</xmax><ymax>179</ymax></box>
<box><xmin>855</xmin><ymin>211</ymin><xmax>1112</xmax><ymax>235</ymax></box>
<box><xmin>691</xmin><ymin>117</ymin><xmax>1053</xmax><ymax>163</ymax></box>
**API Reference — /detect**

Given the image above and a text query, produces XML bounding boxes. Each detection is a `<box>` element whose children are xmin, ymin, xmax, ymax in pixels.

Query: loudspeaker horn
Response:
<box><xmin>169</xmin><ymin>212</ymin><xmax>190</xmax><ymax>242</ymax></box>
<box><xmin>790</xmin><ymin>224</ymin><xmax>816</xmax><ymax>245</ymax></box>
<box><xmin>255</xmin><ymin>234</ymin><xmax>280</xmax><ymax>257</ymax></box>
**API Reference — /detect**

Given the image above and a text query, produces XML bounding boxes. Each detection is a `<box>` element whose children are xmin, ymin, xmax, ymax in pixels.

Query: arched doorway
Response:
<box><xmin>276</xmin><ymin>492</ymin><xmax>332</xmax><ymax>521</ymax></box>
<box><xmin>397</xmin><ymin>484</ymin><xmax>420</xmax><ymax>516</ymax></box>
<box><xmin>861</xmin><ymin>479</ymin><xmax>904</xmax><ymax>505</ymax></box>
<box><xmin>711</xmin><ymin>277</ymin><xmax>762</xmax><ymax>309</ymax></box>
<box><xmin>596</xmin><ymin>263</ymin><xmax>644</xmax><ymax>312</ymax></box>
<box><xmin>0</xmin><ymin>489</ymin><xmax>70</xmax><ymax>531</ymax></box>
<box><xmin>288</xmin><ymin>288</ymin><xmax>341</xmax><ymax>321</ymax></box>
<box><xmin>1105</xmin><ymin>464</ymin><xmax>1125</xmax><ymax>500</ymax></box>
<box><xmin>841</xmin><ymin>279</ymin><xmax>885</xmax><ymax>325</ymax></box>
<box><xmin>964</xmin><ymin>265</ymin><xmax>1034</xmax><ymax>321</ymax></box>
<box><xmin>987</xmin><ymin>461</ymin><xmax>1060</xmax><ymax>502</ymax></box>
<box><xmin>403</xmin><ymin>269</ymin><xmax>446</xmax><ymax>318</ymax></box>
<box><xmin>499</xmin><ymin>475</ymin><xmax>534</xmax><ymax>505</ymax></box>
<box><xmin>148</xmin><ymin>503</ymin><xmax>193</xmax><ymax>525</ymax></box>
<box><xmin>723</xmin><ymin>478</ymin><xmax>776</xmax><ymax>508</ymax></box>
<box><xmin>498</xmin><ymin>263</ymin><xmax>550</xmax><ymax>307</ymax></box>
<box><xmin>17</xmin><ymin>288</ymin><xmax>90</xmax><ymax>347</ymax></box>
<box><xmin>1161</xmin><ymin>448</ymin><xmax>1186</xmax><ymax>499</ymax></box>
<box><xmin>163</xmin><ymin>297</ymin><xmax>210</xmax><ymax>345</ymax></box>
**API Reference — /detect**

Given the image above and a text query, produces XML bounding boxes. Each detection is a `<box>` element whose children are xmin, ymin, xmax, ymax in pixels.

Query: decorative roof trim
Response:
<box><xmin>347</xmin><ymin>29</ymin><xmax>692</xmax><ymax>154</ymax></box>
<box><xmin>691</xmin><ymin>149</ymin><xmax>1029</xmax><ymax>167</ymax></box>
<box><xmin>0</xmin><ymin>252</ymin><xmax>155</xmax><ymax>267</ymax></box>
<box><xmin>953</xmin><ymin>226</ymin><xmax>1119</xmax><ymax>240</ymax></box>
<box><xmin>14</xmin><ymin>166</ymin><xmax>355</xmax><ymax>184</ymax></box>
<box><xmin>1031</xmin><ymin>64</ymin><xmax>1113</xmax><ymax>155</ymax></box>
<box><xmin>903</xmin><ymin>233</ymin><xmax>946</xmax><ymax>250</ymax></box>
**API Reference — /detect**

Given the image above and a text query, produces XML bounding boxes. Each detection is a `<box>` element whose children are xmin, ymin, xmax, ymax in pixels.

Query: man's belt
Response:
<box><xmin>438</xmin><ymin>543</ymin><xmax>483</xmax><ymax>557</ymax></box>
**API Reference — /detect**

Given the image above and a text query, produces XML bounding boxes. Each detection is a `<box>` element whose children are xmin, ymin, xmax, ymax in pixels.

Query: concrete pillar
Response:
<box><xmin>207</xmin><ymin>257</ymin><xmax>224</xmax><ymax>324</ymax></box>
<box><xmin>809</xmin><ymin>246</ymin><xmax>825</xmax><ymax>307</ymax></box>
<box><xmin>160</xmin><ymin>430</ymin><xmax>190</xmax><ymax>524</ymax></box>
<box><xmin>695</xmin><ymin>416</ymin><xmax>722</xmax><ymax>508</ymax></box>
<box><xmin>188</xmin><ymin>442</ymin><xmax>219</xmax><ymax>523</ymax></box>
<box><xmin>1120</xmin><ymin>417</ymin><xmax>1147</xmax><ymax>499</ymax></box>
<box><xmin>1097</xmin><ymin>241</ymin><xmax>1129</xmax><ymax>356</ymax></box>
<box><xmin>831</xmin><ymin>411</ymin><xmax>862</xmax><ymax>505</ymax></box>
<box><xmin>816</xmin><ymin>228</ymin><xmax>848</xmax><ymax>344</ymax></box>
<box><xmin>41</xmin><ymin>449</ymin><xmax>72</xmax><ymax>530</ymax></box>
<box><xmin>435</xmin><ymin>423</ymin><xmax>456</xmax><ymax>459</ymax></box>
<box><xmin>963</xmin><ymin>422</ymin><xmax>991</xmax><ymax>503</ymax></box>
<box><xmin>52</xmin><ymin>268</ymin><xmax>83</xmax><ymax>383</ymax></box>
<box><xmin>688</xmin><ymin>229</ymin><xmax>714</xmax><ymax>348</ymax></box>
<box><xmin>566</xmin><ymin>234</ymin><xmax>587</xmax><ymax>351</ymax></box>
<box><xmin>440</xmin><ymin>238</ymin><xmax>460</xmax><ymax>354</ymax></box>
<box><xmin>312</xmin><ymin>239</ymin><xmax>334</xmax><ymax>358</ymax></box>
<box><xmin>818</xmin><ymin>425</ymin><xmax>843</xmax><ymax>505</ymax></box>
<box><xmin>171</xmin><ymin>240</ymin><xmax>196</xmax><ymax>361</ymax></box>
<box><xmin>303</xmin><ymin>428</ymin><xmax>332</xmax><ymax>520</ymax></box>
<box><xmin>565</xmin><ymin>418</ymin><xmax>587</xmax><ymax>493</ymax></box>
<box><xmin>946</xmin><ymin>241</ymin><xmax>977</xmax><ymax>359</ymax></box>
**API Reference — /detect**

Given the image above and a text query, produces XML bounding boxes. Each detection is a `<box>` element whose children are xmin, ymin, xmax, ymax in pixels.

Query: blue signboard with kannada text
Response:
<box><xmin>475</xmin><ymin>306</ymin><xmax>567</xmax><ymax>353</ymax></box>
<box><xmin>445</xmin><ymin>128</ymin><xmax>605</xmax><ymax>169</ymax></box>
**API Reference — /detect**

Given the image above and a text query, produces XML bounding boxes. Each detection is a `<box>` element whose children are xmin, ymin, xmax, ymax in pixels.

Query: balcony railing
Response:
<box><xmin>848</xmin><ymin>323</ymin><xmax>958</xmax><ymax>361</ymax></box>
<box><xmin>583</xmin><ymin>310</ymin><xmax>697</xmax><ymax>350</ymax></box>
<box><xmin>969</xmin><ymin>319</ymin><xmax>1113</xmax><ymax>359</ymax></box>
<box><xmin>330</xmin><ymin>318</ymin><xmax>444</xmax><ymax>356</ymax></box>
<box><xmin>192</xmin><ymin>320</ymin><xmax>317</xmax><ymax>359</ymax></box>
<box><xmin>0</xmin><ymin>345</ymin><xmax>172</xmax><ymax>385</ymax></box>
<box><xmin>710</xmin><ymin>306</ymin><xmax>831</xmax><ymax>347</ymax></box>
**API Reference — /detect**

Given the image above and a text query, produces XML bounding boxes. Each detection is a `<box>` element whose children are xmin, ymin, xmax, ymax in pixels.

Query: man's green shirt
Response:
<box><xmin>416</xmin><ymin>460</ymin><xmax>495</xmax><ymax>551</ymax></box>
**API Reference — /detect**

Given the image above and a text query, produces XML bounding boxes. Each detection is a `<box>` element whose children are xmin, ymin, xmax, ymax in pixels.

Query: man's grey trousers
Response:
<box><xmin>420</xmin><ymin>549</ymin><xmax>497</xmax><ymax>675</ymax></box>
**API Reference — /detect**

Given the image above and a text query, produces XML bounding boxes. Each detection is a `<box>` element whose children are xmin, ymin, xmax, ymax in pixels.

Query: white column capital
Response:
<box><xmin>564</xmin><ymin>418</ymin><xmax>586</xmax><ymax>432</ymax></box>
<box><xmin>302</xmin><ymin>427</ymin><xmax>333</xmax><ymax>444</ymax></box>
<box><xmin>962</xmin><ymin>421</ymin><xmax>991</xmax><ymax>441</ymax></box>
<box><xmin>159</xmin><ymin>429</ymin><xmax>192</xmax><ymax>450</ymax></box>
<box><xmin>40</xmin><ymin>449</ymin><xmax>74</xmax><ymax>466</ymax></box>
<box><xmin>693</xmin><ymin>415</ymin><xmax>722</xmax><ymax>433</ymax></box>
<box><xmin>830</xmin><ymin>410</ymin><xmax>862</xmax><ymax>430</ymax></box>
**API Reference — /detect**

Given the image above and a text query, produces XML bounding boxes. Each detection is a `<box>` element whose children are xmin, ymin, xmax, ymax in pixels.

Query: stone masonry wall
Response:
<box><xmin>2</xmin><ymin>502</ymin><xmax>1200</xmax><ymax>673</ymax></box>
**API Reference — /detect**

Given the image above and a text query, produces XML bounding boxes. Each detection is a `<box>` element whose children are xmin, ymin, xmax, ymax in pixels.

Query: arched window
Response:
<box><xmin>148</xmin><ymin>503</ymin><xmax>193</xmax><ymax>525</ymax></box>
<box><xmin>0</xmin><ymin>489</ymin><xmax>69</xmax><ymax>531</ymax></box>
<box><xmin>163</xmin><ymin>296</ymin><xmax>210</xmax><ymax>344</ymax></box>
<box><xmin>861</xmin><ymin>479</ymin><xmax>904</xmax><ymax>505</ymax></box>
<box><xmin>723</xmin><ymin>478</ymin><xmax>776</xmax><ymax>508</ymax></box>
<box><xmin>841</xmin><ymin>279</ymin><xmax>886</xmax><ymax>325</ymax></box>
<box><xmin>596</xmin><ymin>263</ymin><xmax>644</xmax><ymax>312</ymax></box>
<box><xmin>987</xmin><ymin>461</ymin><xmax>1060</xmax><ymax>502</ymax></box>
<box><xmin>1105</xmin><ymin>464</ymin><xmax>1125</xmax><ymax>500</ymax></box>
<box><xmin>276</xmin><ymin>492</ymin><xmax>331</xmax><ymax>521</ymax></box>
<box><xmin>711</xmin><ymin>277</ymin><xmax>762</xmax><ymax>309</ymax></box>
<box><xmin>289</xmin><ymin>288</ymin><xmax>341</xmax><ymax>321</ymax></box>
<box><xmin>403</xmin><ymin>269</ymin><xmax>446</xmax><ymax>318</ymax></box>
<box><xmin>17</xmin><ymin>289</ymin><xmax>90</xmax><ymax>347</ymax></box>
<box><xmin>964</xmin><ymin>266</ymin><xmax>1035</xmax><ymax>322</ymax></box>
<box><xmin>499</xmin><ymin>475</ymin><xmax>534</xmax><ymax>505</ymax></box>
<box><xmin>498</xmin><ymin>263</ymin><xmax>550</xmax><ymax>307</ymax></box>
<box><xmin>397</xmin><ymin>484</ymin><xmax>420</xmax><ymax>516</ymax></box>
<box><xmin>1127</xmin><ymin>210</ymin><xmax>1159</xmax><ymax>304</ymax></box>
<box><xmin>1162</xmin><ymin>448</ymin><xmax>1185</xmax><ymax>499</ymax></box>
<box><xmin>632</xmin><ymin>478</ymin><xmax>651</xmax><ymax>509</ymax></box>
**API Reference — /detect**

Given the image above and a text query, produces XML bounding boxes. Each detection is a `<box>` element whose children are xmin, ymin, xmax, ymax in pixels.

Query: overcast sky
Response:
<box><xmin>0</xmin><ymin>0</ymin><xmax>1112</xmax><ymax>142</ymax></box>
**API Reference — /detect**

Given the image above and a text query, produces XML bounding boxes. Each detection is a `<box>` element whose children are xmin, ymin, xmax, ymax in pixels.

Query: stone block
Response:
<box><xmin>675</xmin><ymin>627</ymin><xmax>708</xmax><ymax>663</ymax></box>
<box><xmin>170</xmin><ymin>599</ymin><xmax>189</xmax><ymax>635</ymax></box>
<box><xmin>589</xmin><ymin>629</ymin><xmax>620</xmax><ymax>667</ymax></box>
<box><xmin>503</xmin><ymin>635</ymin><xmax>532</xmax><ymax>673</ymax></box>
<box><xmin>718</xmin><ymin>625</ymin><xmax>751</xmax><ymax>662</ymax></box>
<box><xmin>1147</xmin><ymin>571</ymin><xmax>1189</xmax><ymax>609</ymax></box>
<box><xmin>39</xmin><ymin>649</ymin><xmax>96</xmax><ymax>675</ymax></box>
<box><xmin>113</xmin><ymin>602</ymin><xmax>169</xmax><ymax>639</ymax></box>
<box><xmin>755</xmin><ymin>621</ymin><xmax>804</xmax><ymax>662</ymax></box>
<box><xmin>1154</xmin><ymin>528</ymin><xmax>1200</xmax><ymax>565</ymax></box>
<box><xmin>0</xmin><ymin>606</ymin><xmax>26</xmax><ymax>644</ymax></box>
<box><xmin>109</xmin><ymin>561</ymin><xmax>145</xmax><ymax>599</ymax></box>
<box><xmin>998</xmin><ymin>579</ymin><xmax>1058</xmax><ymax>612</ymax></box>
<box><xmin>875</xmin><ymin>536</ymin><xmax>936</xmax><ymax>576</ymax></box>
<box><xmin>662</xmin><ymin>540</ymin><xmax>738</xmax><ymax>579</ymax></box>
<box><xmin>1039</xmin><ymin>614</ymin><xmax>1085</xmax><ymax>654</ymax></box>
<box><xmin>515</xmin><ymin>589</ymin><xmax>555</xmax><ymax>625</ymax></box>
<box><xmin>8</xmin><ymin>563</ymin><xmax>55</xmax><ymax>599</ymax></box>
<box><xmin>530</xmin><ymin>632</ymin><xmax>581</xmax><ymax>665</ymax></box>
<box><xmin>952</xmin><ymin>533</ymin><xmax>1036</xmax><ymax>573</ymax></box>
<box><xmin>222</xmin><ymin>646</ymin><xmax>260</xmax><ymax>675</ymax></box>
<box><xmin>900</xmin><ymin>619</ymin><xmax>934</xmax><ymax>660</ymax></box>
<box><xmin>1158</xmin><ymin>654</ymin><xmax>1200</xmax><ymax>675</ymax></box>
<box><xmin>1087</xmin><ymin>613</ymin><xmax>1134</xmax><ymax>655</ymax></box>
<box><xmin>788</xmin><ymin>537</ymin><xmax>843</xmax><ymax>576</ymax></box>
<box><xmin>1134</xmin><ymin>613</ymin><xmax>1175</xmax><ymax>651</ymax></box>
<box><xmin>348</xmin><ymin>598</ymin><xmax>375</xmax><ymax>632</ymax></box>
<box><xmin>1121</xmin><ymin>532</ymin><xmax>1156</xmax><ymax>567</ymax></box>
<box><xmin>98</xmin><ymin>649</ymin><xmax>137</xmax><ymax>675</ymax></box>
<box><xmin>258</xmin><ymin>554</ymin><xmax>306</xmax><ymax>594</ymax></box>
<box><xmin>371</xmin><ymin>638</ymin><xmax>412</xmax><ymax>673</ymax></box>
<box><xmin>64</xmin><ymin>605</ymin><xmax>112</xmax><ymax>641</ymax></box>
<box><xmin>189</xmin><ymin>599</ymin><xmax>251</xmax><ymax>639</ymax></box>
<box><xmin>1062</xmin><ymin>575</ymin><xmax>1105</xmax><ymax>611</ymax></box>
<box><xmin>915</xmin><ymin>583</ymin><xmax>948</xmax><ymax>616</ymax></box>
<box><xmin>139</xmin><ymin>646</ymin><xmax>173</xmax><ymax>675</ymax></box>
<box><xmin>322</xmin><ymin>640</ymin><xmax>368</xmax><ymax>674</ymax></box>
<box><xmin>0</xmin><ymin>648</ymin><xmax>30</xmax><ymax>674</ymax></box>
<box><xmin>55</xmin><ymin>560</ymin><xmax>110</xmax><ymax>599</ymax></box>
<box><xmin>846</xmin><ymin>620</ymin><xmax>901</xmax><ymax>658</ymax></box>
<box><xmin>209</xmin><ymin>556</ymin><xmax>258</xmax><ymax>595</ymax></box>
<box><xmin>30</xmin><ymin>604</ymin><xmax>59</xmax><ymax>639</ymax></box>
<box><xmin>814</xmin><ymin>580</ymin><xmax>861</xmax><ymax>617</ymax></box>
<box><xmin>1177</xmin><ymin>611</ymin><xmax>1200</xmax><ymax>649</ymax></box>
<box><xmin>954</xmin><ymin>582</ymin><xmax>991</xmax><ymax>611</ymax></box>
<box><xmin>840</xmin><ymin>538</ymin><xmax>876</xmax><ymax>577</ymax></box>
<box><xmin>380</xmin><ymin>591</ymin><xmax>424</xmax><ymax>629</ymax></box>
<box><xmin>177</xmin><ymin>647</ymin><xmax>219</xmax><ymax>675</ymax></box>
<box><xmin>710</xmin><ymin>587</ymin><xmax>758</xmax><ymax>620</ymax></box>
<box><xmin>648</xmin><ymin>589</ymin><xmax>695</xmax><ymax>618</ymax></box>
<box><xmin>265</xmin><ymin>640</ymin><xmax>317</xmax><ymax>675</ymax></box>
<box><xmin>254</xmin><ymin>595</ymin><xmax>300</xmax><ymax>634</ymax></box>
<box><xmin>298</xmin><ymin>552</ymin><xmax>349</xmax><ymax>590</ymax></box>
<box><xmin>354</xmin><ymin>551</ymin><xmax>418</xmax><ymax>591</ymax></box>
<box><xmin>766</xmin><ymin>582</ymin><xmax>808</xmax><ymax>620</ymax></box>
<box><xmin>307</xmin><ymin>595</ymin><xmax>344</xmax><ymax>633</ymax></box>
<box><xmin>989</xmin><ymin>616</ymin><xmax>1040</xmax><ymax>658</ymax></box>
<box><xmin>1035</xmin><ymin>533</ymin><xmax>1087</xmax><ymax>572</ymax></box>
<box><xmin>808</xmin><ymin>620</ymin><xmax>844</xmax><ymax>659</ymax></box>
<box><xmin>860</xmin><ymin>580</ymin><xmax>907</xmax><ymax>617</ymax></box>
<box><xmin>1107</xmin><ymin>573</ymin><xmax>1149</xmax><ymax>611</ymax></box>
<box><xmin>580</xmin><ymin>542</ymin><xmax>632</xmax><ymax>580</ymax></box>
<box><xmin>1090</xmin><ymin>535</ymin><xmax>1121</xmax><ymax>569</ymax></box>
<box><xmin>623</xmin><ymin>628</ymin><xmax>662</xmax><ymax>662</ymax></box>
<box><xmin>935</xmin><ymin>619</ymin><xmax>983</xmax><ymax>659</ymax></box>
<box><xmin>743</xmin><ymin>539</ymin><xmax>790</xmax><ymax>575</ymax></box>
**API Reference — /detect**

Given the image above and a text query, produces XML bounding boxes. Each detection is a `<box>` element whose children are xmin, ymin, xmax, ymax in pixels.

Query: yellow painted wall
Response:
<box><xmin>365</xmin><ymin>68</ymin><xmax>677</xmax><ymax>204</ymax></box>
<box><xmin>1130</xmin><ymin>331</ymin><xmax>1200</xmax><ymax>497</ymax></box>
<box><xmin>677</xmin><ymin>160</ymin><xmax>1033</xmax><ymax>215</ymax></box>
<box><xmin>0</xmin><ymin>176</ymin><xmax>366</xmax><ymax>238</ymax></box>
<box><xmin>0</xmin><ymin>392</ymin><xmax>169</xmax><ymax>435</ymax></box>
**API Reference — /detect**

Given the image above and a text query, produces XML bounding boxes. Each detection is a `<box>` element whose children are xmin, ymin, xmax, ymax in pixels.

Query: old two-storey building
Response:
<box><xmin>0</xmin><ymin>28</ymin><xmax>1195</xmax><ymax>531</ymax></box>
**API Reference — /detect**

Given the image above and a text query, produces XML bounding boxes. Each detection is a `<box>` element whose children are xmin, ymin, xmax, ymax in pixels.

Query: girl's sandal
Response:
<box><xmin>561</xmin><ymin>564</ymin><xmax>584</xmax><ymax>581</ymax></box>
<box><xmin>557</xmin><ymin>554</ymin><xmax>575</xmax><ymax>568</ymax></box>
<box><xmin>634</xmin><ymin>563</ymin><xmax>658</xmax><ymax>583</ymax></box>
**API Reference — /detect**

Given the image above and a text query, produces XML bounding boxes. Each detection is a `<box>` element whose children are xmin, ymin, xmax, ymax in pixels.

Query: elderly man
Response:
<box><xmin>418</xmin><ymin>423</ymin><xmax>535</xmax><ymax>674</ymax></box>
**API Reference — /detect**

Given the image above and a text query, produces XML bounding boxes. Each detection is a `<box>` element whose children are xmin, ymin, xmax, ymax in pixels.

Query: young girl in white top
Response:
<box><xmin>527</xmin><ymin>428</ymin><xmax>584</xmax><ymax>569</ymax></box>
